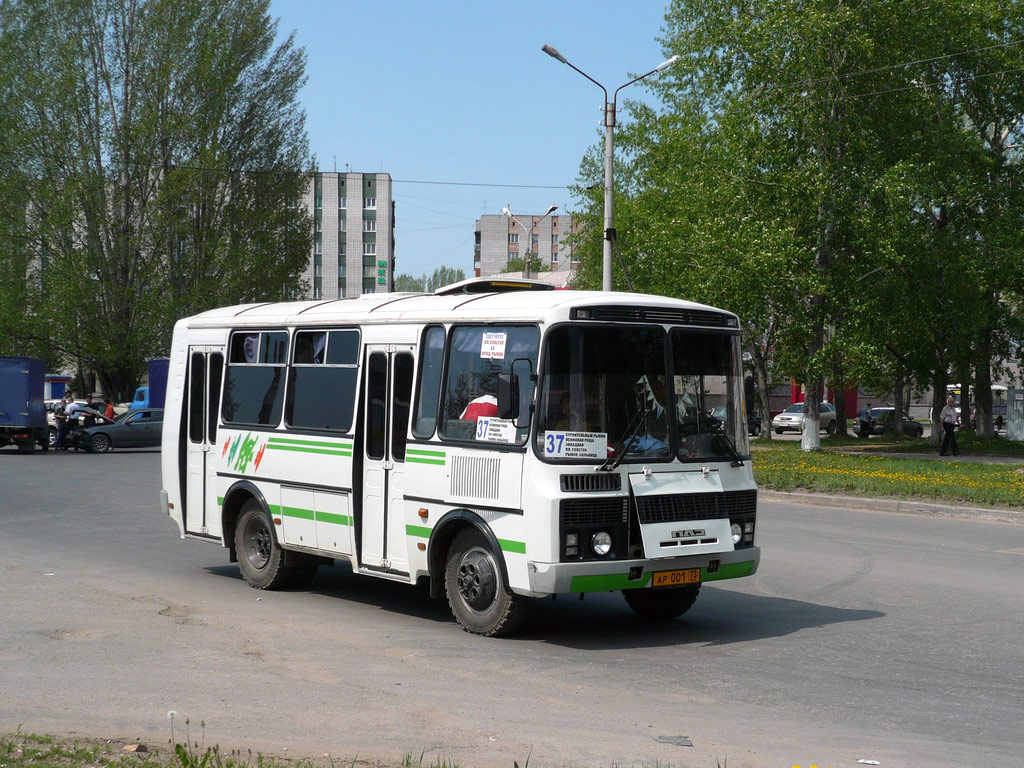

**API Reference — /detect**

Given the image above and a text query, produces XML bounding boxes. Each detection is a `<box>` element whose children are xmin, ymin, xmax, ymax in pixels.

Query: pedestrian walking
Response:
<box><xmin>53</xmin><ymin>396</ymin><xmax>68</xmax><ymax>449</ymax></box>
<box><xmin>858</xmin><ymin>402</ymin><xmax>872</xmax><ymax>438</ymax></box>
<box><xmin>939</xmin><ymin>395</ymin><xmax>960</xmax><ymax>456</ymax></box>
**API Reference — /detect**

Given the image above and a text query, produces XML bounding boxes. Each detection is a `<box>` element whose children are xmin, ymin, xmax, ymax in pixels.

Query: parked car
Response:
<box><xmin>78</xmin><ymin>408</ymin><xmax>164</xmax><ymax>452</ymax></box>
<box><xmin>772</xmin><ymin>402</ymin><xmax>837</xmax><ymax>434</ymax></box>
<box><xmin>856</xmin><ymin>407</ymin><xmax>924</xmax><ymax>438</ymax></box>
<box><xmin>708</xmin><ymin>406</ymin><xmax>762</xmax><ymax>437</ymax></box>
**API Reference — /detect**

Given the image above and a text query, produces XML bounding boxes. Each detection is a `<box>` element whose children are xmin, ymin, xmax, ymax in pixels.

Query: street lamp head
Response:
<box><xmin>541</xmin><ymin>44</ymin><xmax>568</xmax><ymax>64</ymax></box>
<box><xmin>654</xmin><ymin>54</ymin><xmax>680</xmax><ymax>72</ymax></box>
<box><xmin>500</xmin><ymin>206</ymin><xmax>512</xmax><ymax>217</ymax></box>
<box><xmin>544</xmin><ymin>204</ymin><xmax>558</xmax><ymax>215</ymax></box>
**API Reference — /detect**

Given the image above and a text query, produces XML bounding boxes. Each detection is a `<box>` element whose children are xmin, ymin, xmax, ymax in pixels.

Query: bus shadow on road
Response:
<box><xmin>204</xmin><ymin>561</ymin><xmax>453</xmax><ymax>625</ymax></box>
<box><xmin>204</xmin><ymin>563</ymin><xmax>883</xmax><ymax>645</ymax></box>
<box><xmin>512</xmin><ymin>587</ymin><xmax>885</xmax><ymax>649</ymax></box>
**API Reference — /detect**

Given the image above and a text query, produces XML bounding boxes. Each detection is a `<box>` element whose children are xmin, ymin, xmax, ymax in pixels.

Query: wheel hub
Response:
<box><xmin>457</xmin><ymin>548</ymin><xmax>497</xmax><ymax>611</ymax></box>
<box><xmin>245</xmin><ymin>519</ymin><xmax>271</xmax><ymax>569</ymax></box>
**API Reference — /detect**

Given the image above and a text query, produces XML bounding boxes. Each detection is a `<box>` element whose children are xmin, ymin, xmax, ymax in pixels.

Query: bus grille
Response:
<box><xmin>560</xmin><ymin>497</ymin><xmax>629</xmax><ymax>527</ymax></box>
<box><xmin>722</xmin><ymin>489</ymin><xmax>757</xmax><ymax>517</ymax></box>
<box><xmin>635</xmin><ymin>492</ymin><xmax>730</xmax><ymax>524</ymax></box>
<box><xmin>560</xmin><ymin>473</ymin><xmax>622</xmax><ymax>492</ymax></box>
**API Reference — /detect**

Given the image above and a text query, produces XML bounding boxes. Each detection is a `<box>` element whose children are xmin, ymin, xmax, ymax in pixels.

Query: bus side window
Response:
<box><xmin>287</xmin><ymin>329</ymin><xmax>359</xmax><ymax>432</ymax></box>
<box><xmin>392</xmin><ymin>353</ymin><xmax>414</xmax><ymax>460</ymax></box>
<box><xmin>222</xmin><ymin>331</ymin><xmax>288</xmax><ymax>427</ymax></box>
<box><xmin>412</xmin><ymin>325</ymin><xmax>444</xmax><ymax>439</ymax></box>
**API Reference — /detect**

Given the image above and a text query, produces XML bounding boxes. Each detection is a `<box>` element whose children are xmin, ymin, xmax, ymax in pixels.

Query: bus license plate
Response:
<box><xmin>652</xmin><ymin>568</ymin><xmax>701</xmax><ymax>587</ymax></box>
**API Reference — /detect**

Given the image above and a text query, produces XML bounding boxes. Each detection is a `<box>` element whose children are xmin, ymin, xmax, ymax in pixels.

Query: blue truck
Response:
<box><xmin>0</xmin><ymin>356</ymin><xmax>47</xmax><ymax>453</ymax></box>
<box><xmin>129</xmin><ymin>357</ymin><xmax>169</xmax><ymax>410</ymax></box>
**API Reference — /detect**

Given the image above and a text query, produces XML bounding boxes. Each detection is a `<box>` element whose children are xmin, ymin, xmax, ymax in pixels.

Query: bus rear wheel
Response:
<box><xmin>623</xmin><ymin>584</ymin><xmax>701</xmax><ymax>619</ymax></box>
<box><xmin>235</xmin><ymin>500</ymin><xmax>306</xmax><ymax>590</ymax></box>
<box><xmin>444</xmin><ymin>528</ymin><xmax>527</xmax><ymax>637</ymax></box>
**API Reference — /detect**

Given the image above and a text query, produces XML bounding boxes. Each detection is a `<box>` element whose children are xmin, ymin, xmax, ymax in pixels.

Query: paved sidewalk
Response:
<box><xmin>760</xmin><ymin>489</ymin><xmax>1024</xmax><ymax>524</ymax></box>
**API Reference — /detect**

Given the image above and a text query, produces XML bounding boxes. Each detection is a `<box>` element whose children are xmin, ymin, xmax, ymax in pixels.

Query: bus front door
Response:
<box><xmin>360</xmin><ymin>345</ymin><xmax>415</xmax><ymax>575</ymax></box>
<box><xmin>184</xmin><ymin>346</ymin><xmax>224</xmax><ymax>538</ymax></box>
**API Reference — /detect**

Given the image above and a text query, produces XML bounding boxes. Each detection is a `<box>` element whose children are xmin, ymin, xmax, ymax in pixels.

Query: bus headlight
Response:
<box><xmin>731</xmin><ymin>523</ymin><xmax>742</xmax><ymax>544</ymax></box>
<box><xmin>592</xmin><ymin>531</ymin><xmax>612</xmax><ymax>556</ymax></box>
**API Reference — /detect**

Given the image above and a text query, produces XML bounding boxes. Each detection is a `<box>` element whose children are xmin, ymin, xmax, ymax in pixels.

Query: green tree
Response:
<box><xmin>393</xmin><ymin>266</ymin><xmax>466</xmax><ymax>293</ymax></box>
<box><xmin>502</xmin><ymin>256</ymin><xmax>549</xmax><ymax>275</ymax></box>
<box><xmin>0</xmin><ymin>0</ymin><xmax>312</xmax><ymax>399</ymax></box>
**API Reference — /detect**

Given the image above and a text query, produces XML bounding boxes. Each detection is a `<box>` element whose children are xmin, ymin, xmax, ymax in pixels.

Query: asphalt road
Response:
<box><xmin>1</xmin><ymin>449</ymin><xmax>1022</xmax><ymax>768</ymax></box>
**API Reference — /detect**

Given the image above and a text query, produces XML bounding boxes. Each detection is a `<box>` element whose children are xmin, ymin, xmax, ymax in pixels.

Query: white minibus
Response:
<box><xmin>160</xmin><ymin>278</ymin><xmax>760</xmax><ymax>635</ymax></box>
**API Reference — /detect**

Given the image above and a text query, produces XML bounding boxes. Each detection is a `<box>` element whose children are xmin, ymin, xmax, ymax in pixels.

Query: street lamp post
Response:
<box><xmin>542</xmin><ymin>44</ymin><xmax>679</xmax><ymax>292</ymax></box>
<box><xmin>501</xmin><ymin>204</ymin><xmax>558</xmax><ymax>279</ymax></box>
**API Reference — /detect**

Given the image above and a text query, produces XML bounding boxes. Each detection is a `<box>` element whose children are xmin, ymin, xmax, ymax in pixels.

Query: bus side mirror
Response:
<box><xmin>497</xmin><ymin>373</ymin><xmax>519</xmax><ymax>420</ymax></box>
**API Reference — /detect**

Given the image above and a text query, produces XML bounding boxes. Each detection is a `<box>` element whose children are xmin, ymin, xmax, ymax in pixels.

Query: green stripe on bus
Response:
<box><xmin>702</xmin><ymin>560</ymin><xmax>755</xmax><ymax>581</ymax></box>
<box><xmin>498</xmin><ymin>538</ymin><xmax>526</xmax><ymax>554</ymax></box>
<box><xmin>406</xmin><ymin>448</ymin><xmax>446</xmax><ymax>457</ymax></box>
<box><xmin>280</xmin><ymin>505</ymin><xmax>315</xmax><ymax>521</ymax></box>
<box><xmin>316</xmin><ymin>511</ymin><xmax>351</xmax><ymax>526</ymax></box>
<box><xmin>570</xmin><ymin>572</ymin><xmax>652</xmax><ymax>593</ymax></box>
<box><xmin>266</xmin><ymin>444</ymin><xmax>352</xmax><ymax>457</ymax></box>
<box><xmin>267</xmin><ymin>437</ymin><xmax>353</xmax><ymax>448</ymax></box>
<box><xmin>217</xmin><ymin>496</ymin><xmax>224</xmax><ymax>506</ymax></box>
<box><xmin>406</xmin><ymin>524</ymin><xmax>432</xmax><ymax>538</ymax></box>
<box><xmin>406</xmin><ymin>456</ymin><xmax>446</xmax><ymax>465</ymax></box>
<box><xmin>569</xmin><ymin>560</ymin><xmax>756</xmax><ymax>593</ymax></box>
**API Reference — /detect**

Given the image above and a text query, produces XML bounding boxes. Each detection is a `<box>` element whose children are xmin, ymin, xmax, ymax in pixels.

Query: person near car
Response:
<box><xmin>104</xmin><ymin>398</ymin><xmax>115</xmax><ymax>421</ymax></box>
<box><xmin>939</xmin><ymin>395</ymin><xmax>960</xmax><ymax>456</ymax></box>
<box><xmin>53</xmin><ymin>397</ymin><xmax>68</xmax><ymax>449</ymax></box>
<box><xmin>858</xmin><ymin>402</ymin><xmax>872</xmax><ymax>438</ymax></box>
<box><xmin>82</xmin><ymin>394</ymin><xmax>100</xmax><ymax>429</ymax></box>
<box><xmin>65</xmin><ymin>393</ymin><xmax>81</xmax><ymax>429</ymax></box>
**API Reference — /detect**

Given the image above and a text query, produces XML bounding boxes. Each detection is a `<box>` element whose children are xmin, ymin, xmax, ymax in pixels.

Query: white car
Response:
<box><xmin>772</xmin><ymin>402</ymin><xmax>837</xmax><ymax>435</ymax></box>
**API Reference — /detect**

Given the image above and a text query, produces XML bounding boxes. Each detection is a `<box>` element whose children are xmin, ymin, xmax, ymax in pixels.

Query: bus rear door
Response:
<box><xmin>184</xmin><ymin>346</ymin><xmax>224</xmax><ymax>538</ymax></box>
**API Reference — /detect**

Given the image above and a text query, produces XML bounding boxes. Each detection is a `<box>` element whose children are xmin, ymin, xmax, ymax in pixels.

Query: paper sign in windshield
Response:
<box><xmin>475</xmin><ymin>416</ymin><xmax>516</xmax><ymax>443</ymax></box>
<box><xmin>543</xmin><ymin>431</ymin><xmax>608</xmax><ymax>459</ymax></box>
<box><xmin>480</xmin><ymin>331</ymin><xmax>507</xmax><ymax>359</ymax></box>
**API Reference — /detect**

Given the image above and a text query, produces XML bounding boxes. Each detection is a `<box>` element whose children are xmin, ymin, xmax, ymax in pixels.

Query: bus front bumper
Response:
<box><xmin>523</xmin><ymin>546</ymin><xmax>760</xmax><ymax>596</ymax></box>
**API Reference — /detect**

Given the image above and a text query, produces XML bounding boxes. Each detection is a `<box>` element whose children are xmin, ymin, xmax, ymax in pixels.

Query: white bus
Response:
<box><xmin>160</xmin><ymin>278</ymin><xmax>760</xmax><ymax>635</ymax></box>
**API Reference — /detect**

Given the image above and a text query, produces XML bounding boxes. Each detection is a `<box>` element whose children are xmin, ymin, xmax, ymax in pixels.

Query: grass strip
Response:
<box><xmin>752</xmin><ymin>439</ymin><xmax>1024</xmax><ymax>508</ymax></box>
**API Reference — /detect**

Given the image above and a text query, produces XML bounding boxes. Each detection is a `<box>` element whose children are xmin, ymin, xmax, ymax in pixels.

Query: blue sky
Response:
<box><xmin>269</xmin><ymin>0</ymin><xmax>672</xmax><ymax>278</ymax></box>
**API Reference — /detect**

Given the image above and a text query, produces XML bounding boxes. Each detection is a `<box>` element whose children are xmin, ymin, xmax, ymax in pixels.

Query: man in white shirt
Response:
<box><xmin>939</xmin><ymin>395</ymin><xmax>960</xmax><ymax>456</ymax></box>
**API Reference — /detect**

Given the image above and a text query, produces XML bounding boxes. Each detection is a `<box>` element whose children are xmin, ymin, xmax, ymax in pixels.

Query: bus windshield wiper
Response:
<box><xmin>599</xmin><ymin>402</ymin><xmax>650</xmax><ymax>472</ymax></box>
<box><xmin>708</xmin><ymin>415</ymin><xmax>744</xmax><ymax>467</ymax></box>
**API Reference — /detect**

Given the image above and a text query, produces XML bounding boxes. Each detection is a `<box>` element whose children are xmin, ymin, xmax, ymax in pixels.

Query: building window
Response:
<box><xmin>313</xmin><ymin>278</ymin><xmax>322</xmax><ymax>299</ymax></box>
<box><xmin>339</xmin><ymin>198</ymin><xmax>346</xmax><ymax>210</ymax></box>
<box><xmin>364</xmin><ymin>219</ymin><xmax>376</xmax><ymax>232</ymax></box>
<box><xmin>364</xmin><ymin>197</ymin><xmax>376</xmax><ymax>209</ymax></box>
<box><xmin>364</xmin><ymin>243</ymin><xmax>376</xmax><ymax>255</ymax></box>
<box><xmin>338</xmin><ymin>241</ymin><xmax>346</xmax><ymax>257</ymax></box>
<box><xmin>363</xmin><ymin>278</ymin><xmax>376</xmax><ymax>293</ymax></box>
<box><xmin>531</xmin><ymin>235</ymin><xmax>539</xmax><ymax>250</ymax></box>
<box><xmin>508</xmin><ymin>233</ymin><xmax>519</xmax><ymax>244</ymax></box>
<box><xmin>314</xmin><ymin>233</ymin><xmax>322</xmax><ymax>254</ymax></box>
<box><xmin>551</xmin><ymin>234</ymin><xmax>559</xmax><ymax>246</ymax></box>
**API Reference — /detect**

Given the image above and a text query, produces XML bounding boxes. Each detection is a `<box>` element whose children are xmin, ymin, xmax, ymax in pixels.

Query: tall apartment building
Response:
<box><xmin>303</xmin><ymin>172</ymin><xmax>394</xmax><ymax>299</ymax></box>
<box><xmin>474</xmin><ymin>212</ymin><xmax>577</xmax><ymax>278</ymax></box>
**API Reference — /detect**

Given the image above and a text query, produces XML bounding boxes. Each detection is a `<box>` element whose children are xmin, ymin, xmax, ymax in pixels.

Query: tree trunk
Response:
<box><xmin>750</xmin><ymin>343</ymin><xmax>773</xmax><ymax>441</ymax></box>
<box><xmin>801</xmin><ymin>371</ymin><xmax>822</xmax><ymax>451</ymax></box>
<box><xmin>930</xmin><ymin>371</ymin><xmax>948</xmax><ymax>446</ymax></box>
<box><xmin>975</xmin><ymin>326</ymin><xmax>994</xmax><ymax>438</ymax></box>
<box><xmin>893</xmin><ymin>371</ymin><xmax>905</xmax><ymax>440</ymax></box>
<box><xmin>833</xmin><ymin>358</ymin><xmax>848</xmax><ymax>437</ymax></box>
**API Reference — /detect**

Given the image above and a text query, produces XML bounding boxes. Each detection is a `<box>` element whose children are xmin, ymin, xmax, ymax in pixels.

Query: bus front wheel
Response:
<box><xmin>623</xmin><ymin>584</ymin><xmax>701</xmax><ymax>619</ymax></box>
<box><xmin>235</xmin><ymin>500</ymin><xmax>308</xmax><ymax>590</ymax></box>
<box><xmin>444</xmin><ymin>528</ymin><xmax>527</xmax><ymax>637</ymax></box>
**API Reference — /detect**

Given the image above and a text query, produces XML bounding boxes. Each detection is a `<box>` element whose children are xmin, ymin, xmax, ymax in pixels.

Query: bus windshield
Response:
<box><xmin>536</xmin><ymin>324</ymin><xmax>748</xmax><ymax>462</ymax></box>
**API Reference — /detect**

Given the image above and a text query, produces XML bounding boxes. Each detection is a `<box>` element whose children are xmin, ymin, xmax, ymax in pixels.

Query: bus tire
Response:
<box><xmin>623</xmin><ymin>584</ymin><xmax>700</xmax><ymax>619</ymax></box>
<box><xmin>444</xmin><ymin>528</ymin><xmax>527</xmax><ymax>637</ymax></box>
<box><xmin>235</xmin><ymin>500</ymin><xmax>295</xmax><ymax>590</ymax></box>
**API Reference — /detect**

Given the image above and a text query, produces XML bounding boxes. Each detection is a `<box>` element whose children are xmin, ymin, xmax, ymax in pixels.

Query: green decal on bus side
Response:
<box><xmin>406</xmin><ymin>447</ymin><xmax>446</xmax><ymax>465</ymax></box>
<box><xmin>406</xmin><ymin>524</ymin><xmax>432</xmax><ymax>538</ymax></box>
<box><xmin>498</xmin><ymin>538</ymin><xmax>526</xmax><ymax>554</ymax></box>
<box><xmin>266</xmin><ymin>436</ymin><xmax>353</xmax><ymax>457</ymax></box>
<box><xmin>569</xmin><ymin>560</ymin><xmax>756</xmax><ymax>593</ymax></box>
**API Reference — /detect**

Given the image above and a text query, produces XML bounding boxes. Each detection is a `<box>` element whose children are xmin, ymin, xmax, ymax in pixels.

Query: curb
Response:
<box><xmin>758</xmin><ymin>490</ymin><xmax>1024</xmax><ymax>525</ymax></box>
